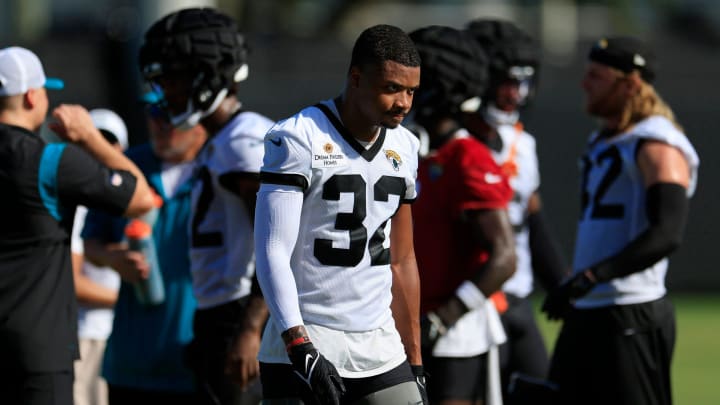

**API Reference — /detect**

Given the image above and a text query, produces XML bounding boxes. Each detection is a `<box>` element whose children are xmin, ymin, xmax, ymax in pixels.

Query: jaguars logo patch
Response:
<box><xmin>385</xmin><ymin>150</ymin><xmax>402</xmax><ymax>171</ymax></box>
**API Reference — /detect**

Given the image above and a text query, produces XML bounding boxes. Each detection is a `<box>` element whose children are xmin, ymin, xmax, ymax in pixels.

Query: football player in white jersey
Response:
<box><xmin>408</xmin><ymin>26</ymin><xmax>517</xmax><ymax>405</ymax></box>
<box><xmin>465</xmin><ymin>19</ymin><xmax>568</xmax><ymax>402</ymax></box>
<box><xmin>254</xmin><ymin>25</ymin><xmax>426</xmax><ymax>405</ymax></box>
<box><xmin>542</xmin><ymin>37</ymin><xmax>699</xmax><ymax>405</ymax></box>
<box><xmin>139</xmin><ymin>8</ymin><xmax>273</xmax><ymax>405</ymax></box>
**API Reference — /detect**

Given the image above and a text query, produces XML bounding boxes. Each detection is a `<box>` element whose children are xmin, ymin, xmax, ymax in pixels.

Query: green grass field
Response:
<box><xmin>533</xmin><ymin>294</ymin><xmax>720</xmax><ymax>404</ymax></box>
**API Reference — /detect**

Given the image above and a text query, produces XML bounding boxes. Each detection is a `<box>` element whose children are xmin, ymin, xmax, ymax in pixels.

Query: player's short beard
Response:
<box><xmin>381</xmin><ymin>121</ymin><xmax>400</xmax><ymax>129</ymax></box>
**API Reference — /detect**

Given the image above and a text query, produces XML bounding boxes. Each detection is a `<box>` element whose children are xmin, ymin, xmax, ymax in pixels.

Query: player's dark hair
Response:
<box><xmin>349</xmin><ymin>24</ymin><xmax>420</xmax><ymax>71</ymax></box>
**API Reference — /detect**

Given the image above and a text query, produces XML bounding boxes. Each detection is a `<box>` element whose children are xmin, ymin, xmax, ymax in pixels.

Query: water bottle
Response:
<box><xmin>141</xmin><ymin>191</ymin><xmax>164</xmax><ymax>227</ymax></box>
<box><xmin>124</xmin><ymin>218</ymin><xmax>165</xmax><ymax>306</ymax></box>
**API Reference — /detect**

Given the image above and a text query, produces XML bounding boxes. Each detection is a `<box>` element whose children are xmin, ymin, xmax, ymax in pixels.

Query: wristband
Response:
<box><xmin>285</xmin><ymin>336</ymin><xmax>310</xmax><ymax>353</ymax></box>
<box><xmin>410</xmin><ymin>364</ymin><xmax>425</xmax><ymax>377</ymax></box>
<box><xmin>455</xmin><ymin>280</ymin><xmax>487</xmax><ymax>310</ymax></box>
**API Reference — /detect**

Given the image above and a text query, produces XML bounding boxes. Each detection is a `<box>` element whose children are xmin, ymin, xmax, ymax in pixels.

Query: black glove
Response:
<box><xmin>411</xmin><ymin>364</ymin><xmax>429</xmax><ymax>405</ymax></box>
<box><xmin>541</xmin><ymin>270</ymin><xmax>597</xmax><ymax>321</ymax></box>
<box><xmin>288</xmin><ymin>342</ymin><xmax>346</xmax><ymax>405</ymax></box>
<box><xmin>420</xmin><ymin>311</ymin><xmax>448</xmax><ymax>354</ymax></box>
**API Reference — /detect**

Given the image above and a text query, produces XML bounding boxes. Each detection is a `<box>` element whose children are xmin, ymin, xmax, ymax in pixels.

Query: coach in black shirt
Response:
<box><xmin>0</xmin><ymin>46</ymin><xmax>154</xmax><ymax>405</ymax></box>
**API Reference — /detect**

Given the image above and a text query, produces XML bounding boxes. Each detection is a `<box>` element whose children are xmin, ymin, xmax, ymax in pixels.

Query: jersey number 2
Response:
<box><xmin>580</xmin><ymin>146</ymin><xmax>624</xmax><ymax>219</ymax></box>
<box><xmin>191</xmin><ymin>166</ymin><xmax>223</xmax><ymax>247</ymax></box>
<box><xmin>315</xmin><ymin>174</ymin><xmax>406</xmax><ymax>267</ymax></box>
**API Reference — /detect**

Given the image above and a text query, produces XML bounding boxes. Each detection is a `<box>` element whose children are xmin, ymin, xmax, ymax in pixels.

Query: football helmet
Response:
<box><xmin>465</xmin><ymin>19</ymin><xmax>540</xmax><ymax>108</ymax></box>
<box><xmin>410</xmin><ymin>25</ymin><xmax>489</xmax><ymax>121</ymax></box>
<box><xmin>139</xmin><ymin>7</ymin><xmax>249</xmax><ymax>129</ymax></box>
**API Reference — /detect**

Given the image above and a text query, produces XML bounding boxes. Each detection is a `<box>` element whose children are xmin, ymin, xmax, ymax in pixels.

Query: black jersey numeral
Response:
<box><xmin>580</xmin><ymin>145</ymin><xmax>624</xmax><ymax>220</ymax></box>
<box><xmin>314</xmin><ymin>174</ymin><xmax>406</xmax><ymax>267</ymax></box>
<box><xmin>191</xmin><ymin>166</ymin><xmax>223</xmax><ymax>247</ymax></box>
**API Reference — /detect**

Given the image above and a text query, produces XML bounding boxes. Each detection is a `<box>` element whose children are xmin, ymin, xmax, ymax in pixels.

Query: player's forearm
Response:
<box><xmin>389</xmin><ymin>204</ymin><xmax>422</xmax><ymax>364</ymax></box>
<box><xmin>390</xmin><ymin>258</ymin><xmax>422</xmax><ymax>365</ymax></box>
<box><xmin>590</xmin><ymin>182</ymin><xmax>688</xmax><ymax>282</ymax></box>
<box><xmin>467</xmin><ymin>234</ymin><xmax>517</xmax><ymax>296</ymax></box>
<box><xmin>83</xmin><ymin>239</ymin><xmax>122</xmax><ymax>268</ymax></box>
<box><xmin>239</xmin><ymin>293</ymin><xmax>269</xmax><ymax>335</ymax></box>
<box><xmin>74</xmin><ymin>276</ymin><xmax>118</xmax><ymax>307</ymax></box>
<box><xmin>72</xmin><ymin>252</ymin><xmax>118</xmax><ymax>307</ymax></box>
<box><xmin>465</xmin><ymin>209</ymin><xmax>517</xmax><ymax>296</ymax></box>
<box><xmin>254</xmin><ymin>186</ymin><xmax>305</xmax><ymax>331</ymax></box>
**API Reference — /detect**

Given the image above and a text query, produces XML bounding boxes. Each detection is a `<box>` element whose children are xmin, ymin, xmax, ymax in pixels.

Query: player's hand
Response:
<box><xmin>420</xmin><ymin>311</ymin><xmax>448</xmax><ymax>354</ymax></box>
<box><xmin>288</xmin><ymin>342</ymin><xmax>345</xmax><ymax>405</ymax></box>
<box><xmin>108</xmin><ymin>248</ymin><xmax>150</xmax><ymax>283</ymax></box>
<box><xmin>49</xmin><ymin>104</ymin><xmax>98</xmax><ymax>144</ymax></box>
<box><xmin>541</xmin><ymin>270</ymin><xmax>597</xmax><ymax>321</ymax></box>
<box><xmin>225</xmin><ymin>329</ymin><xmax>261</xmax><ymax>390</ymax></box>
<box><xmin>411</xmin><ymin>365</ymin><xmax>429</xmax><ymax>405</ymax></box>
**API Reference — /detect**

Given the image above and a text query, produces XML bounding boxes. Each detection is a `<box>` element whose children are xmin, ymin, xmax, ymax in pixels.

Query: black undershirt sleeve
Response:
<box><xmin>590</xmin><ymin>182</ymin><xmax>689</xmax><ymax>282</ymax></box>
<box><xmin>528</xmin><ymin>211</ymin><xmax>569</xmax><ymax>290</ymax></box>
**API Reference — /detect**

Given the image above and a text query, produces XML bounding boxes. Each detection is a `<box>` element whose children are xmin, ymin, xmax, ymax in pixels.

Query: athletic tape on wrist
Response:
<box><xmin>455</xmin><ymin>281</ymin><xmax>487</xmax><ymax>310</ymax></box>
<box><xmin>285</xmin><ymin>336</ymin><xmax>310</xmax><ymax>353</ymax></box>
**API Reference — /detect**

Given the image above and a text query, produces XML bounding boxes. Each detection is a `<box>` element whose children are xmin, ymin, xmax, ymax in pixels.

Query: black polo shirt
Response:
<box><xmin>0</xmin><ymin>122</ymin><xmax>137</xmax><ymax>372</ymax></box>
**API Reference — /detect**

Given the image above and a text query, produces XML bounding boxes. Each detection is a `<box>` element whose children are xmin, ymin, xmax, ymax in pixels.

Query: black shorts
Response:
<box><xmin>424</xmin><ymin>354</ymin><xmax>488</xmax><ymax>401</ymax></box>
<box><xmin>260</xmin><ymin>360</ymin><xmax>414</xmax><ymax>404</ymax></box>
<box><xmin>108</xmin><ymin>385</ymin><xmax>201</xmax><ymax>405</ymax></box>
<box><xmin>499</xmin><ymin>294</ymin><xmax>550</xmax><ymax>383</ymax></box>
<box><xmin>186</xmin><ymin>297</ymin><xmax>260</xmax><ymax>405</ymax></box>
<box><xmin>548</xmin><ymin>297</ymin><xmax>675</xmax><ymax>405</ymax></box>
<box><xmin>0</xmin><ymin>369</ymin><xmax>72</xmax><ymax>405</ymax></box>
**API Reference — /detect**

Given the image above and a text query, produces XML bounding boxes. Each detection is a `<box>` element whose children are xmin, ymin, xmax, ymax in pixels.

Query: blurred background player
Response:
<box><xmin>0</xmin><ymin>46</ymin><xmax>153</xmax><ymax>405</ymax></box>
<box><xmin>82</xmin><ymin>99</ymin><xmax>206</xmax><ymax>404</ymax></box>
<box><xmin>542</xmin><ymin>36</ymin><xmax>699</xmax><ymax>405</ymax></box>
<box><xmin>409</xmin><ymin>26</ymin><xmax>516</xmax><ymax>405</ymax></box>
<box><xmin>71</xmin><ymin>108</ymin><xmax>129</xmax><ymax>405</ymax></box>
<box><xmin>255</xmin><ymin>24</ymin><xmax>426</xmax><ymax>405</ymax></box>
<box><xmin>464</xmin><ymin>19</ymin><xmax>568</xmax><ymax>399</ymax></box>
<box><xmin>138</xmin><ymin>7</ymin><xmax>274</xmax><ymax>405</ymax></box>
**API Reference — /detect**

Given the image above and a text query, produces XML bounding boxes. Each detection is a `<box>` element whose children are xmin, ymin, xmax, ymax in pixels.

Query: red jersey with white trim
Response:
<box><xmin>413</xmin><ymin>129</ymin><xmax>512</xmax><ymax>313</ymax></box>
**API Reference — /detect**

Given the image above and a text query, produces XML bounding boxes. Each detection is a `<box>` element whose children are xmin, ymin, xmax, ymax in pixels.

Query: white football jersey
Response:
<box><xmin>259</xmin><ymin>100</ymin><xmax>419</xmax><ymax>331</ymax></box>
<box><xmin>490</xmin><ymin>124</ymin><xmax>540</xmax><ymax>298</ymax></box>
<box><xmin>573</xmin><ymin>115</ymin><xmax>699</xmax><ymax>308</ymax></box>
<box><xmin>190</xmin><ymin>111</ymin><xmax>274</xmax><ymax>309</ymax></box>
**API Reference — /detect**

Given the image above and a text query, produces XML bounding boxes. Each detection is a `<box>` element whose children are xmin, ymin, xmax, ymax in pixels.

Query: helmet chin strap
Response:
<box><xmin>170</xmin><ymin>88</ymin><xmax>229</xmax><ymax>130</ymax></box>
<box><xmin>168</xmin><ymin>65</ymin><xmax>247</xmax><ymax>130</ymax></box>
<box><xmin>482</xmin><ymin>103</ymin><xmax>519</xmax><ymax>128</ymax></box>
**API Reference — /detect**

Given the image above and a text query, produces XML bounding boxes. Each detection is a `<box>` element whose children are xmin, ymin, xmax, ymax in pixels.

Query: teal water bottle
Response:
<box><xmin>124</xmin><ymin>218</ymin><xmax>165</xmax><ymax>306</ymax></box>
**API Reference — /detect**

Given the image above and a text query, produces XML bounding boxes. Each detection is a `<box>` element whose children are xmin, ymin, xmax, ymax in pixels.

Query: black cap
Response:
<box><xmin>588</xmin><ymin>36</ymin><xmax>656</xmax><ymax>83</ymax></box>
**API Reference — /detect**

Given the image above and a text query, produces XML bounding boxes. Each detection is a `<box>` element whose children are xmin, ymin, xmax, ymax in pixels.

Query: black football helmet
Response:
<box><xmin>139</xmin><ymin>8</ymin><xmax>249</xmax><ymax>128</ymax></box>
<box><xmin>465</xmin><ymin>19</ymin><xmax>540</xmax><ymax>108</ymax></box>
<box><xmin>410</xmin><ymin>25</ymin><xmax>489</xmax><ymax>121</ymax></box>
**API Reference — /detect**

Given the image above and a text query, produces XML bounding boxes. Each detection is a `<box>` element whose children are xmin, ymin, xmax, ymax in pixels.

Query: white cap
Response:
<box><xmin>0</xmin><ymin>46</ymin><xmax>64</xmax><ymax>97</ymax></box>
<box><xmin>89</xmin><ymin>108</ymin><xmax>129</xmax><ymax>150</ymax></box>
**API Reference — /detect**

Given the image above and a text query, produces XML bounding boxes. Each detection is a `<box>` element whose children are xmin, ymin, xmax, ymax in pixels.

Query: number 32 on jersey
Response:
<box><xmin>315</xmin><ymin>173</ymin><xmax>406</xmax><ymax>268</ymax></box>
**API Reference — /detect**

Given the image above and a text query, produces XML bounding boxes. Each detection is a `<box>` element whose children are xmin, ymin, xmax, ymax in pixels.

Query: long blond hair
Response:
<box><xmin>618</xmin><ymin>71</ymin><xmax>683</xmax><ymax>132</ymax></box>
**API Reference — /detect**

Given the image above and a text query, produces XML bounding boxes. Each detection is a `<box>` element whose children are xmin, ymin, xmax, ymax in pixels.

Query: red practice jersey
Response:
<box><xmin>413</xmin><ymin>133</ymin><xmax>512</xmax><ymax>313</ymax></box>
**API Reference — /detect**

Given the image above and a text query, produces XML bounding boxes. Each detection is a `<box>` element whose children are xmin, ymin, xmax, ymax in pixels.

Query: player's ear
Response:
<box><xmin>624</xmin><ymin>72</ymin><xmax>642</xmax><ymax>96</ymax></box>
<box><xmin>24</xmin><ymin>88</ymin><xmax>39</xmax><ymax>109</ymax></box>
<box><xmin>349</xmin><ymin>66</ymin><xmax>361</xmax><ymax>89</ymax></box>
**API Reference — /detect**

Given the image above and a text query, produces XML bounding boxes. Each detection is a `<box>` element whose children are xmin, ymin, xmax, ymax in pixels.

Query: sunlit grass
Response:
<box><xmin>532</xmin><ymin>293</ymin><xmax>720</xmax><ymax>404</ymax></box>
